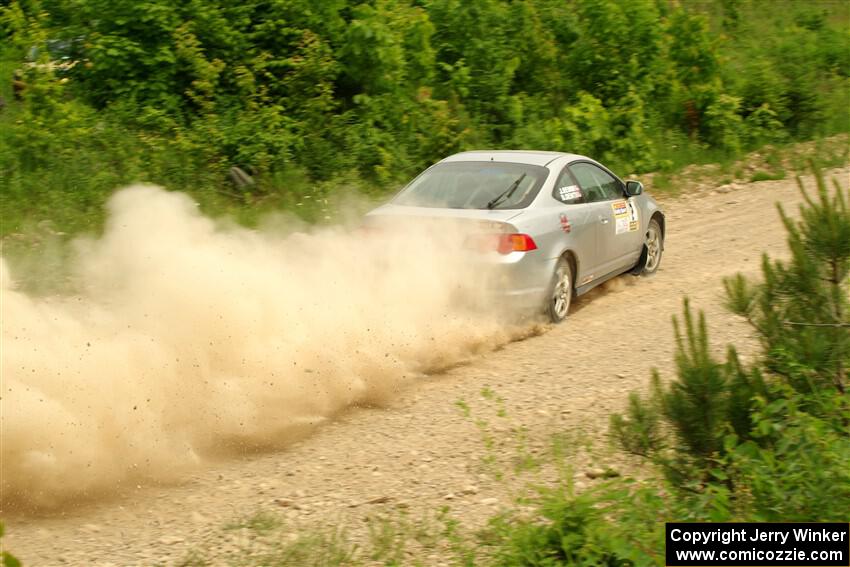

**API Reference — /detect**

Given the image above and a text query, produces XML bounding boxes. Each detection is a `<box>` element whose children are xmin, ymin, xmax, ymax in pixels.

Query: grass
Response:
<box><xmin>250</xmin><ymin>530</ymin><xmax>357</xmax><ymax>567</ymax></box>
<box><xmin>749</xmin><ymin>170</ymin><xmax>786</xmax><ymax>182</ymax></box>
<box><xmin>223</xmin><ymin>511</ymin><xmax>284</xmax><ymax>534</ymax></box>
<box><xmin>638</xmin><ymin>133</ymin><xmax>848</xmax><ymax>196</ymax></box>
<box><xmin>177</xmin><ymin>507</ymin><xmax>483</xmax><ymax>567</ymax></box>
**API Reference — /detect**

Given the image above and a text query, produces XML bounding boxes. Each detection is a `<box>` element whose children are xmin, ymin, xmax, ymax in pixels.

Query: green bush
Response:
<box><xmin>723</xmin><ymin>391</ymin><xmax>850</xmax><ymax>521</ymax></box>
<box><xmin>490</xmin><ymin>489</ymin><xmax>637</xmax><ymax>566</ymax></box>
<box><xmin>0</xmin><ymin>522</ymin><xmax>21</xmax><ymax>567</ymax></box>
<box><xmin>2</xmin><ymin>0</ymin><xmax>849</xmax><ymax>236</ymax></box>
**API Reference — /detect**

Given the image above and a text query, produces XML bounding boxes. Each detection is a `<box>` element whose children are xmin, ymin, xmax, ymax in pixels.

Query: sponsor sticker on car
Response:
<box><xmin>612</xmin><ymin>199</ymin><xmax>639</xmax><ymax>235</ymax></box>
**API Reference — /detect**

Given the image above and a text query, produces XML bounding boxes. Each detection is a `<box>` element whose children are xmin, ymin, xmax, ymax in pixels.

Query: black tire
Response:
<box><xmin>640</xmin><ymin>218</ymin><xmax>663</xmax><ymax>276</ymax></box>
<box><xmin>547</xmin><ymin>257</ymin><xmax>574</xmax><ymax>323</ymax></box>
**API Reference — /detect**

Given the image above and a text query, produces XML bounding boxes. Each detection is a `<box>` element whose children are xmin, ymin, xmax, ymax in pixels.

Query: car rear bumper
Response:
<box><xmin>476</xmin><ymin>251</ymin><xmax>557</xmax><ymax>314</ymax></box>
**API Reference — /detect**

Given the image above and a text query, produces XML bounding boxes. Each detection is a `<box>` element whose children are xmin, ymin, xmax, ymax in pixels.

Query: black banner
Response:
<box><xmin>666</xmin><ymin>523</ymin><xmax>849</xmax><ymax>566</ymax></box>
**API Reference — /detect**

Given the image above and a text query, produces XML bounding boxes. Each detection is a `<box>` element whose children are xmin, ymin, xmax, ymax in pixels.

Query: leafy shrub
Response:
<box><xmin>2</xmin><ymin>0</ymin><xmax>849</xmax><ymax>236</ymax></box>
<box><xmin>490</xmin><ymin>488</ymin><xmax>644</xmax><ymax>566</ymax></box>
<box><xmin>0</xmin><ymin>522</ymin><xmax>21</xmax><ymax>567</ymax></box>
<box><xmin>723</xmin><ymin>391</ymin><xmax>850</xmax><ymax>521</ymax></box>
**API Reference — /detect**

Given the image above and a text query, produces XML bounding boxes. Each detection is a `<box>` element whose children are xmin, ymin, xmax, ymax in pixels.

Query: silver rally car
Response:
<box><xmin>365</xmin><ymin>150</ymin><xmax>665</xmax><ymax>322</ymax></box>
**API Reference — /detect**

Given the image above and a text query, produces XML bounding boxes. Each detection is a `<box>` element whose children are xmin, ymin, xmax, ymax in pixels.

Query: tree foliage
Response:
<box><xmin>0</xmin><ymin>0</ymin><xmax>848</xmax><ymax>239</ymax></box>
<box><xmin>3</xmin><ymin>0</ymin><xmax>848</xmax><ymax>174</ymax></box>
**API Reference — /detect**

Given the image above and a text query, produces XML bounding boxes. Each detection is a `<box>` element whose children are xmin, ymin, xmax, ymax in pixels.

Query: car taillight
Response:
<box><xmin>464</xmin><ymin>233</ymin><xmax>538</xmax><ymax>254</ymax></box>
<box><xmin>497</xmin><ymin>233</ymin><xmax>537</xmax><ymax>254</ymax></box>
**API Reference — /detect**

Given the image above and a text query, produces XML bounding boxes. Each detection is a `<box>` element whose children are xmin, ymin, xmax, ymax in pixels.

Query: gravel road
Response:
<box><xmin>5</xmin><ymin>167</ymin><xmax>848</xmax><ymax>566</ymax></box>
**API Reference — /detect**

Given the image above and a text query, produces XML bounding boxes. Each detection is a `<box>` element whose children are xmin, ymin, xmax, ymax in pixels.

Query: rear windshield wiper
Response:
<box><xmin>487</xmin><ymin>173</ymin><xmax>526</xmax><ymax>209</ymax></box>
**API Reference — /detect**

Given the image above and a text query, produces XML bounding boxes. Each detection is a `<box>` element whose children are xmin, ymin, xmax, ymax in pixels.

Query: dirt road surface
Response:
<box><xmin>5</xmin><ymin>168</ymin><xmax>848</xmax><ymax>566</ymax></box>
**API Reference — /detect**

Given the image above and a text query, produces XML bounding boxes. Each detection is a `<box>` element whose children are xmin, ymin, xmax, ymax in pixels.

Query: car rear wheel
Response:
<box><xmin>547</xmin><ymin>258</ymin><xmax>574</xmax><ymax>323</ymax></box>
<box><xmin>641</xmin><ymin>218</ymin><xmax>663</xmax><ymax>275</ymax></box>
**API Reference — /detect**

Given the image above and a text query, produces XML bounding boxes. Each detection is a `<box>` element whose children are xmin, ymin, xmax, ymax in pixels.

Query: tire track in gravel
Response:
<box><xmin>5</xmin><ymin>167</ymin><xmax>848</xmax><ymax>566</ymax></box>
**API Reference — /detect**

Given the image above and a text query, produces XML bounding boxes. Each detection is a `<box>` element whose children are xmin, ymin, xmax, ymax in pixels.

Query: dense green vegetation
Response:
<box><xmin>1</xmin><ymin>0</ymin><xmax>848</xmax><ymax>236</ymax></box>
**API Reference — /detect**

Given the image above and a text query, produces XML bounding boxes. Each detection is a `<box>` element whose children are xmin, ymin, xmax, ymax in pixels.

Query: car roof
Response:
<box><xmin>440</xmin><ymin>150</ymin><xmax>587</xmax><ymax>167</ymax></box>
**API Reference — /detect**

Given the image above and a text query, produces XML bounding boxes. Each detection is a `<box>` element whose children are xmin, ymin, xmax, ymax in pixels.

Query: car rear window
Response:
<box><xmin>392</xmin><ymin>161</ymin><xmax>548</xmax><ymax>210</ymax></box>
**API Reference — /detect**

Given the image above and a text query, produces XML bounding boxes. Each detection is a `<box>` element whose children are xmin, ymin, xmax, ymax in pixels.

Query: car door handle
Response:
<box><xmin>598</xmin><ymin>216</ymin><xmax>609</xmax><ymax>224</ymax></box>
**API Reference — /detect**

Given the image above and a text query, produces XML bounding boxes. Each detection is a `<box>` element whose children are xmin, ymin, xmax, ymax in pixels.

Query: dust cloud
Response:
<box><xmin>1</xmin><ymin>185</ymin><xmax>527</xmax><ymax>509</ymax></box>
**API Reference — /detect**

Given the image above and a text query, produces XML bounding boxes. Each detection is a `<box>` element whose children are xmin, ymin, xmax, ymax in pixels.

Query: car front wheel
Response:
<box><xmin>547</xmin><ymin>258</ymin><xmax>574</xmax><ymax>323</ymax></box>
<box><xmin>640</xmin><ymin>218</ymin><xmax>663</xmax><ymax>275</ymax></box>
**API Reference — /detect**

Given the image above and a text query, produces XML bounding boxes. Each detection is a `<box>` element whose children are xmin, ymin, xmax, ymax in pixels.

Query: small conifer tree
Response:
<box><xmin>611</xmin><ymin>166</ymin><xmax>849</xmax><ymax>487</ymax></box>
<box><xmin>610</xmin><ymin>301</ymin><xmax>765</xmax><ymax>487</ymax></box>
<box><xmin>725</xmin><ymin>168</ymin><xmax>849</xmax><ymax>397</ymax></box>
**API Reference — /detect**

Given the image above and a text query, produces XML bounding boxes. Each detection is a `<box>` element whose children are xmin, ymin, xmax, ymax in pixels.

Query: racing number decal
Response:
<box><xmin>611</xmin><ymin>199</ymin><xmax>639</xmax><ymax>235</ymax></box>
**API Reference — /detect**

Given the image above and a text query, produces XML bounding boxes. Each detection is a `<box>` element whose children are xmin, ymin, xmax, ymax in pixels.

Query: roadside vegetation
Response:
<box><xmin>1</xmin><ymin>0</ymin><xmax>848</xmax><ymax>238</ymax></box>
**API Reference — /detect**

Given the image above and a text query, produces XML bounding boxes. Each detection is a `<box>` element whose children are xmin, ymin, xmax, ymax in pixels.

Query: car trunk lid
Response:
<box><xmin>364</xmin><ymin>203</ymin><xmax>524</xmax><ymax>229</ymax></box>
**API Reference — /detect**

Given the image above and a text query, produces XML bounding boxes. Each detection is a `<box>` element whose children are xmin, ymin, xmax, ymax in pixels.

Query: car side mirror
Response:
<box><xmin>625</xmin><ymin>180</ymin><xmax>643</xmax><ymax>196</ymax></box>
